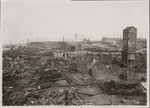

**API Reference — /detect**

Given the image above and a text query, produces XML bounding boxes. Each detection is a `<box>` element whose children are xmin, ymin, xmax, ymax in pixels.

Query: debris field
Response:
<box><xmin>3</xmin><ymin>47</ymin><xmax>146</xmax><ymax>106</ymax></box>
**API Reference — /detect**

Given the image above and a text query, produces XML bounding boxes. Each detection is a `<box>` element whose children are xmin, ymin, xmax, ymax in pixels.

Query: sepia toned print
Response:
<box><xmin>1</xmin><ymin>0</ymin><xmax>149</xmax><ymax>106</ymax></box>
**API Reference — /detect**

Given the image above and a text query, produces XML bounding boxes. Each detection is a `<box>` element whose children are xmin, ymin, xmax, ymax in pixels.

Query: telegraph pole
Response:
<box><xmin>63</xmin><ymin>36</ymin><xmax>65</xmax><ymax>42</ymax></box>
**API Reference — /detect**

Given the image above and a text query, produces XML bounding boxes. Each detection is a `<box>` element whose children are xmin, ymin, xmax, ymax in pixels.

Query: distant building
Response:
<box><xmin>101</xmin><ymin>37</ymin><xmax>122</xmax><ymax>45</ymax></box>
<box><xmin>30</xmin><ymin>41</ymin><xmax>67</xmax><ymax>50</ymax></box>
<box><xmin>82</xmin><ymin>38</ymin><xmax>90</xmax><ymax>44</ymax></box>
<box><xmin>121</xmin><ymin>26</ymin><xmax>137</xmax><ymax>68</ymax></box>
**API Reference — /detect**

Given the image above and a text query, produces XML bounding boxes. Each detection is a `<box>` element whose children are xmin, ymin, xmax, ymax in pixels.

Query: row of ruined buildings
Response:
<box><xmin>23</xmin><ymin>26</ymin><xmax>146</xmax><ymax>68</ymax></box>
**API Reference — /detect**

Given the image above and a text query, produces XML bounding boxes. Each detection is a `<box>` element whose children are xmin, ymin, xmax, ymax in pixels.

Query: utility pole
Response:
<box><xmin>63</xmin><ymin>36</ymin><xmax>65</xmax><ymax>42</ymax></box>
<box><xmin>75</xmin><ymin>33</ymin><xmax>77</xmax><ymax>42</ymax></box>
<box><xmin>109</xmin><ymin>52</ymin><xmax>112</xmax><ymax>67</ymax></box>
<box><xmin>27</xmin><ymin>38</ymin><xmax>30</xmax><ymax>46</ymax></box>
<box><xmin>37</xmin><ymin>37</ymin><xmax>39</xmax><ymax>42</ymax></box>
<box><xmin>117</xmin><ymin>33</ymin><xmax>118</xmax><ymax>38</ymax></box>
<box><xmin>27</xmin><ymin>38</ymin><xmax>29</xmax><ymax>43</ymax></box>
<box><xmin>10</xmin><ymin>40</ymin><xmax>12</xmax><ymax>46</ymax></box>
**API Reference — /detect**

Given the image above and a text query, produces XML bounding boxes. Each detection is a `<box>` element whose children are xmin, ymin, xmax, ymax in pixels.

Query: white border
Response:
<box><xmin>0</xmin><ymin>0</ymin><xmax>149</xmax><ymax>107</ymax></box>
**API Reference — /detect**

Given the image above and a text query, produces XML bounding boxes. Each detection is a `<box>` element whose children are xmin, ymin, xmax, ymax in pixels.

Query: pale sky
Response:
<box><xmin>2</xmin><ymin>0</ymin><xmax>149</xmax><ymax>44</ymax></box>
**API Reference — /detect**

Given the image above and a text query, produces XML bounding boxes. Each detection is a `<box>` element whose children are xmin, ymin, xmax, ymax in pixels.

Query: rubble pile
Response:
<box><xmin>46</xmin><ymin>58</ymin><xmax>69</xmax><ymax>68</ymax></box>
<box><xmin>22</xmin><ymin>57</ymin><xmax>90</xmax><ymax>106</ymax></box>
<box><xmin>24</xmin><ymin>87</ymin><xmax>86</xmax><ymax>105</ymax></box>
<box><xmin>3</xmin><ymin>50</ymin><xmax>40</xmax><ymax>83</ymax></box>
<box><xmin>32</xmin><ymin>58</ymin><xmax>69</xmax><ymax>85</ymax></box>
<box><xmin>3</xmin><ymin>87</ymin><xmax>27</xmax><ymax>105</ymax></box>
<box><xmin>84</xmin><ymin>47</ymin><xmax>101</xmax><ymax>52</ymax></box>
<box><xmin>100</xmin><ymin>54</ymin><xmax>111</xmax><ymax>64</ymax></box>
<box><xmin>2</xmin><ymin>46</ymin><xmax>146</xmax><ymax>106</ymax></box>
<box><xmin>36</xmin><ymin>68</ymin><xmax>64</xmax><ymax>84</ymax></box>
<box><xmin>96</xmin><ymin>80</ymin><xmax>143</xmax><ymax>96</ymax></box>
<box><xmin>99</xmin><ymin>53</ymin><xmax>121</xmax><ymax>66</ymax></box>
<box><xmin>3</xmin><ymin>58</ymin><xmax>34</xmax><ymax>85</ymax></box>
<box><xmin>110</xmin><ymin>67</ymin><xmax>128</xmax><ymax>81</ymax></box>
<box><xmin>69</xmin><ymin>53</ymin><xmax>95</xmax><ymax>74</ymax></box>
<box><xmin>84</xmin><ymin>53</ymin><xmax>95</xmax><ymax>64</ymax></box>
<box><xmin>3</xmin><ymin>47</ymin><xmax>39</xmax><ymax>58</ymax></box>
<box><xmin>135</xmin><ymin>53</ymin><xmax>146</xmax><ymax>72</ymax></box>
<box><xmin>111</xmin><ymin>55</ymin><xmax>121</xmax><ymax>65</ymax></box>
<box><xmin>3</xmin><ymin>47</ymin><xmax>41</xmax><ymax>105</ymax></box>
<box><xmin>44</xmin><ymin>51</ymin><xmax>53</xmax><ymax>57</ymax></box>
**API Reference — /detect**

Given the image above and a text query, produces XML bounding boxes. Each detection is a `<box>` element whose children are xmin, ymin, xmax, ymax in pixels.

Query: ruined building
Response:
<box><xmin>121</xmin><ymin>26</ymin><xmax>137</xmax><ymax>68</ymax></box>
<box><xmin>29</xmin><ymin>41</ymin><xmax>67</xmax><ymax>50</ymax></box>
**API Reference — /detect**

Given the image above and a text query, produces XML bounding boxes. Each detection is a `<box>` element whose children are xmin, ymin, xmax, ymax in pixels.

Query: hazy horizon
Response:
<box><xmin>2</xmin><ymin>0</ymin><xmax>149</xmax><ymax>44</ymax></box>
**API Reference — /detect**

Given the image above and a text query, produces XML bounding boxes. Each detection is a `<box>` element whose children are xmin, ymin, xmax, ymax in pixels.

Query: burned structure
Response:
<box><xmin>121</xmin><ymin>26</ymin><xmax>137</xmax><ymax>68</ymax></box>
<box><xmin>29</xmin><ymin>41</ymin><xmax>67</xmax><ymax>50</ymax></box>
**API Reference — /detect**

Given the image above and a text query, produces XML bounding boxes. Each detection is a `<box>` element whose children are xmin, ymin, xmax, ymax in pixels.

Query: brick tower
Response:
<box><xmin>121</xmin><ymin>26</ymin><xmax>137</xmax><ymax>68</ymax></box>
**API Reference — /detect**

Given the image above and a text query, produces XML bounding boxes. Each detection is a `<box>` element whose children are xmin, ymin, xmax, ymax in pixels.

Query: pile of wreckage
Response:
<box><xmin>34</xmin><ymin>58</ymin><xmax>69</xmax><ymax>86</ymax></box>
<box><xmin>3</xmin><ymin>47</ymin><xmax>40</xmax><ymax>105</ymax></box>
<box><xmin>69</xmin><ymin>53</ymin><xmax>95</xmax><ymax>74</ymax></box>
<box><xmin>25</xmin><ymin>55</ymin><xmax>98</xmax><ymax>106</ymax></box>
<box><xmin>3</xmin><ymin>48</ymin><xmax>97</xmax><ymax>105</ymax></box>
<box><xmin>3</xmin><ymin>48</ymin><xmax>40</xmax><ymax>84</ymax></box>
<box><xmin>3</xmin><ymin>47</ymin><xmax>146</xmax><ymax>106</ymax></box>
<box><xmin>96</xmin><ymin>80</ymin><xmax>144</xmax><ymax>96</ymax></box>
